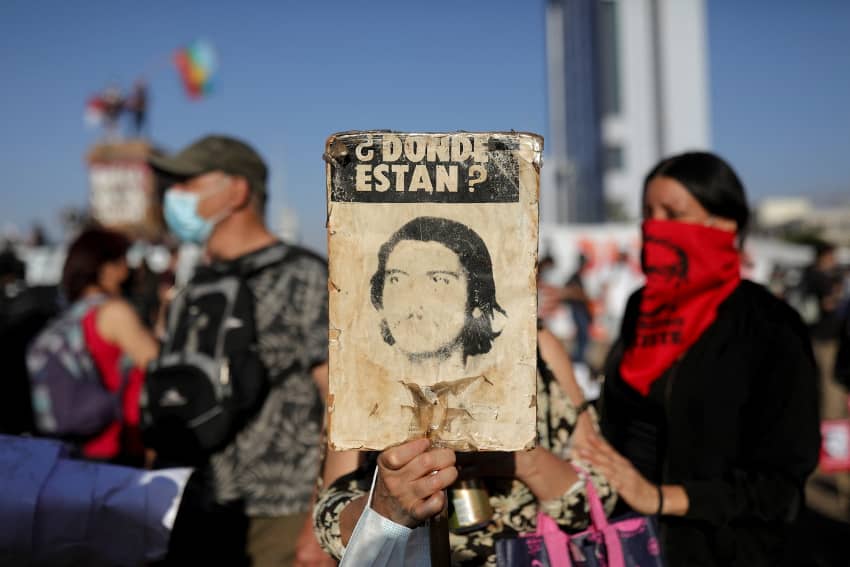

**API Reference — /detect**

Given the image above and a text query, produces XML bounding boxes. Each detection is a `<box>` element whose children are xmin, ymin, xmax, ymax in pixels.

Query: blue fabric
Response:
<box><xmin>0</xmin><ymin>435</ymin><xmax>63</xmax><ymax>565</ymax></box>
<box><xmin>0</xmin><ymin>435</ymin><xmax>191</xmax><ymax>566</ymax></box>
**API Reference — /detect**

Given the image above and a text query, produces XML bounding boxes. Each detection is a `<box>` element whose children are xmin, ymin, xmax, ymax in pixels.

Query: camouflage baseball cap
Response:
<box><xmin>148</xmin><ymin>135</ymin><xmax>268</xmax><ymax>197</ymax></box>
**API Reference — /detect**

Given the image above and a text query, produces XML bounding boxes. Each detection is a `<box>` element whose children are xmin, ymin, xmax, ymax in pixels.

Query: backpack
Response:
<box><xmin>26</xmin><ymin>295</ymin><xmax>120</xmax><ymax>440</ymax></box>
<box><xmin>142</xmin><ymin>244</ymin><xmax>292</xmax><ymax>463</ymax></box>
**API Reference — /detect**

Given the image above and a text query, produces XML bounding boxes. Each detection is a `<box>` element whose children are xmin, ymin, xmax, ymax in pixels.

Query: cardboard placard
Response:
<box><xmin>326</xmin><ymin>131</ymin><xmax>542</xmax><ymax>451</ymax></box>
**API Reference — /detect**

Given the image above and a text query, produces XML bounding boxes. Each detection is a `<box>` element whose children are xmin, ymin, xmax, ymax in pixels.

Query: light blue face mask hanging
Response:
<box><xmin>338</xmin><ymin>468</ymin><xmax>430</xmax><ymax>567</ymax></box>
<box><xmin>163</xmin><ymin>188</ymin><xmax>217</xmax><ymax>244</ymax></box>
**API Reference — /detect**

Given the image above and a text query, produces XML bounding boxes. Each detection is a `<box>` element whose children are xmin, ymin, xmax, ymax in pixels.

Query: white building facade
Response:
<box><xmin>543</xmin><ymin>0</ymin><xmax>712</xmax><ymax>223</ymax></box>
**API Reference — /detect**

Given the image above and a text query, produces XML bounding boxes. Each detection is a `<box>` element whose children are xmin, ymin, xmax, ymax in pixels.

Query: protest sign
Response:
<box><xmin>326</xmin><ymin>131</ymin><xmax>542</xmax><ymax>451</ymax></box>
<box><xmin>87</xmin><ymin>140</ymin><xmax>162</xmax><ymax>238</ymax></box>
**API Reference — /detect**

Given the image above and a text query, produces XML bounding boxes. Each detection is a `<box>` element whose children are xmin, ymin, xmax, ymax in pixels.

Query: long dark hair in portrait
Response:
<box><xmin>370</xmin><ymin>216</ymin><xmax>505</xmax><ymax>361</ymax></box>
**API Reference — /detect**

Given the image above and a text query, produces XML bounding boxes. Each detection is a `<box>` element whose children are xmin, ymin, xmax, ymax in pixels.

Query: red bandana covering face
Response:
<box><xmin>620</xmin><ymin>219</ymin><xmax>741</xmax><ymax>395</ymax></box>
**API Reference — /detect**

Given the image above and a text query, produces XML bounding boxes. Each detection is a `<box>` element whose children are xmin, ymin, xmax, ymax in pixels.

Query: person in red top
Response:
<box><xmin>60</xmin><ymin>227</ymin><xmax>159</xmax><ymax>462</ymax></box>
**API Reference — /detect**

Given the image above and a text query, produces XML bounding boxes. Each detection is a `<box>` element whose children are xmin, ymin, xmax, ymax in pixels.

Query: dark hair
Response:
<box><xmin>370</xmin><ymin>216</ymin><xmax>505</xmax><ymax>361</ymax></box>
<box><xmin>61</xmin><ymin>227</ymin><xmax>130</xmax><ymax>302</ymax></box>
<box><xmin>0</xmin><ymin>248</ymin><xmax>25</xmax><ymax>281</ymax></box>
<box><xmin>814</xmin><ymin>241</ymin><xmax>836</xmax><ymax>260</ymax></box>
<box><xmin>644</xmin><ymin>152</ymin><xmax>750</xmax><ymax>238</ymax></box>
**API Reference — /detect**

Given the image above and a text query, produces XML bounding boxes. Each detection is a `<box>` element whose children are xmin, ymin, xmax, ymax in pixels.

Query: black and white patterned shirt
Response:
<box><xmin>208</xmin><ymin>242</ymin><xmax>328</xmax><ymax>517</ymax></box>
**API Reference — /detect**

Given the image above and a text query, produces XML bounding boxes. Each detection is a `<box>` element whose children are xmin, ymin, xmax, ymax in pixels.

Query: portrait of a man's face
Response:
<box><xmin>370</xmin><ymin>216</ymin><xmax>506</xmax><ymax>365</ymax></box>
<box><xmin>379</xmin><ymin>240</ymin><xmax>468</xmax><ymax>357</ymax></box>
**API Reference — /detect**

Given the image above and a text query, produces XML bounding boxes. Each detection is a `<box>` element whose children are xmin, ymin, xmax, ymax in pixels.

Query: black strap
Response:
<box><xmin>194</xmin><ymin>243</ymin><xmax>297</xmax><ymax>282</ymax></box>
<box><xmin>237</xmin><ymin>243</ymin><xmax>293</xmax><ymax>278</ymax></box>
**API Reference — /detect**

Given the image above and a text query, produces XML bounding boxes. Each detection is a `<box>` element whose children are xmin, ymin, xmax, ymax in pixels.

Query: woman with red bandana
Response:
<box><xmin>580</xmin><ymin>152</ymin><xmax>820</xmax><ymax>566</ymax></box>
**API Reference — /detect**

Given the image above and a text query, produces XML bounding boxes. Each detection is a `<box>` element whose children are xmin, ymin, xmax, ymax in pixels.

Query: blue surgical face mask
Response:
<box><xmin>163</xmin><ymin>185</ymin><xmax>230</xmax><ymax>244</ymax></box>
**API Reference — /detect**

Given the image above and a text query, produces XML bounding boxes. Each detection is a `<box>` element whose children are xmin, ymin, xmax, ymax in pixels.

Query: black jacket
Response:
<box><xmin>601</xmin><ymin>280</ymin><xmax>820</xmax><ymax>567</ymax></box>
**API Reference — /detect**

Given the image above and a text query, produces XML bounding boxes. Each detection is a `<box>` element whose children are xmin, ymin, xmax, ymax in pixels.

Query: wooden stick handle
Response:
<box><xmin>429</xmin><ymin>490</ymin><xmax>451</xmax><ymax>566</ymax></box>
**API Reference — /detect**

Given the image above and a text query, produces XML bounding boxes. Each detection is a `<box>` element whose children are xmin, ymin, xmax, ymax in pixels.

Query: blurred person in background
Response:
<box><xmin>536</xmin><ymin>254</ymin><xmax>559</xmax><ymax>319</ymax></box>
<box><xmin>563</xmin><ymin>253</ymin><xmax>593</xmax><ymax>365</ymax></box>
<box><xmin>600</xmin><ymin>248</ymin><xmax>643</xmax><ymax>342</ymax></box>
<box><xmin>28</xmin><ymin>227</ymin><xmax>158</xmax><ymax>464</ymax></box>
<box><xmin>540</xmin><ymin>253</ymin><xmax>594</xmax><ymax>366</ymax></box>
<box><xmin>123</xmin><ymin>243</ymin><xmax>163</xmax><ymax>329</ymax></box>
<box><xmin>802</xmin><ymin>241</ymin><xmax>847</xmax><ymax>420</ymax></box>
<box><xmin>837</xmin><ymin>304</ymin><xmax>850</xmax><ymax>393</ymax></box>
<box><xmin>0</xmin><ymin>248</ymin><xmax>59</xmax><ymax>434</ymax></box>
<box><xmin>31</xmin><ymin>224</ymin><xmax>48</xmax><ymax>247</ymax></box>
<box><xmin>581</xmin><ymin>152</ymin><xmax>820</xmax><ymax>566</ymax></box>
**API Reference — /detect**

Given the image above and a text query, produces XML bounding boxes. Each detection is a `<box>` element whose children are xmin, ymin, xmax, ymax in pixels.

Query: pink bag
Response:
<box><xmin>499</xmin><ymin>469</ymin><xmax>664</xmax><ymax>567</ymax></box>
<box><xmin>569</xmin><ymin>477</ymin><xmax>663</xmax><ymax>566</ymax></box>
<box><xmin>534</xmin><ymin>513</ymin><xmax>572</xmax><ymax>567</ymax></box>
<box><xmin>495</xmin><ymin>512</ymin><xmax>571</xmax><ymax>567</ymax></box>
<box><xmin>566</xmin><ymin>468</ymin><xmax>664</xmax><ymax>567</ymax></box>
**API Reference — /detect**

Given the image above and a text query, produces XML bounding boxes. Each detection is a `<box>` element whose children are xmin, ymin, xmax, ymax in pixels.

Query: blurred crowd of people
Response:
<box><xmin>1</xmin><ymin>136</ymin><xmax>849</xmax><ymax>566</ymax></box>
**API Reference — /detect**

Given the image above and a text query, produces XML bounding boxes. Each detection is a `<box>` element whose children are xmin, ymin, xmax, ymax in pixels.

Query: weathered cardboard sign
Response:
<box><xmin>326</xmin><ymin>131</ymin><xmax>542</xmax><ymax>451</ymax></box>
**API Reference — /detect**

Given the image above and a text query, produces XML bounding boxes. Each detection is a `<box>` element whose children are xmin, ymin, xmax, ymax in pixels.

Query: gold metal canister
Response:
<box><xmin>448</xmin><ymin>479</ymin><xmax>493</xmax><ymax>533</ymax></box>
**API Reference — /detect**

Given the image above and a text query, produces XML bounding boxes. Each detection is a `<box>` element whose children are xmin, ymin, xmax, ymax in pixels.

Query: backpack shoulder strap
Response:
<box><xmin>237</xmin><ymin>242</ymin><xmax>318</xmax><ymax>279</ymax></box>
<box><xmin>68</xmin><ymin>294</ymin><xmax>109</xmax><ymax>318</ymax></box>
<box><xmin>239</xmin><ymin>243</ymin><xmax>288</xmax><ymax>277</ymax></box>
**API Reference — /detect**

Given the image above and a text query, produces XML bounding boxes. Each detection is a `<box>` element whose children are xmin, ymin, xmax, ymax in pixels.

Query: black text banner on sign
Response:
<box><xmin>326</xmin><ymin>132</ymin><xmax>521</xmax><ymax>203</ymax></box>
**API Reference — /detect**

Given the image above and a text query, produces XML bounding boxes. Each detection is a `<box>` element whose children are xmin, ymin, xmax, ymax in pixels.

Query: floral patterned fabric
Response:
<box><xmin>208</xmin><ymin>243</ymin><xmax>329</xmax><ymax>517</ymax></box>
<box><xmin>314</xmin><ymin>361</ymin><xmax>617</xmax><ymax>566</ymax></box>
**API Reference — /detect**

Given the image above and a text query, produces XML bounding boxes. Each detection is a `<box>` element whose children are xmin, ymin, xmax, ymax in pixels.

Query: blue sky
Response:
<box><xmin>1</xmin><ymin>0</ymin><xmax>848</xmax><ymax>251</ymax></box>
